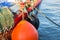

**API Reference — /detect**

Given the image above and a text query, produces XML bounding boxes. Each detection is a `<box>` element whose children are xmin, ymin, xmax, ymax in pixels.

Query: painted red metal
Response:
<box><xmin>14</xmin><ymin>0</ymin><xmax>41</xmax><ymax>26</ymax></box>
<box><xmin>35</xmin><ymin>0</ymin><xmax>41</xmax><ymax>7</ymax></box>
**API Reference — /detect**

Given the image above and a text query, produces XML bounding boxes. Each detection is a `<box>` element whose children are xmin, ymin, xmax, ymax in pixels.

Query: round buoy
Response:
<box><xmin>11</xmin><ymin>20</ymin><xmax>38</xmax><ymax>40</ymax></box>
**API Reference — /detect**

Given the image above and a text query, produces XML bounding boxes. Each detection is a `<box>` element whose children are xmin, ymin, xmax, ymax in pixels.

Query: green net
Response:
<box><xmin>0</xmin><ymin>7</ymin><xmax>14</xmax><ymax>33</ymax></box>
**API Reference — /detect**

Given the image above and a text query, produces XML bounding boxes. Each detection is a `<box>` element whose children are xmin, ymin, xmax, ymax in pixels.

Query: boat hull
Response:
<box><xmin>14</xmin><ymin>0</ymin><xmax>41</xmax><ymax>25</ymax></box>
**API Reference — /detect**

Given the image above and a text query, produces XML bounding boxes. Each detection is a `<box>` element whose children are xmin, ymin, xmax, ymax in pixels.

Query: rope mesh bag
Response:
<box><xmin>0</xmin><ymin>7</ymin><xmax>14</xmax><ymax>40</ymax></box>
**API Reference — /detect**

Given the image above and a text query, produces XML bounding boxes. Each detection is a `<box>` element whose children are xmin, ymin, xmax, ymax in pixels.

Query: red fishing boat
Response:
<box><xmin>0</xmin><ymin>0</ymin><xmax>41</xmax><ymax>40</ymax></box>
<box><xmin>14</xmin><ymin>0</ymin><xmax>41</xmax><ymax>26</ymax></box>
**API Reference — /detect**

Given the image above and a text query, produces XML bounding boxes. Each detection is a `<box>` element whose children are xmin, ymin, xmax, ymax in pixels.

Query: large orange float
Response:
<box><xmin>12</xmin><ymin>20</ymin><xmax>38</xmax><ymax>40</ymax></box>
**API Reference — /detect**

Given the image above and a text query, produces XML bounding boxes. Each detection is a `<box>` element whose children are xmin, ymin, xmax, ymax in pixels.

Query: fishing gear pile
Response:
<box><xmin>0</xmin><ymin>7</ymin><xmax>14</xmax><ymax>40</ymax></box>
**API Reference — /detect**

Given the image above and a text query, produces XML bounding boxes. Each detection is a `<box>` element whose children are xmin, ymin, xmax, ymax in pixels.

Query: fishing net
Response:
<box><xmin>0</xmin><ymin>7</ymin><xmax>14</xmax><ymax>40</ymax></box>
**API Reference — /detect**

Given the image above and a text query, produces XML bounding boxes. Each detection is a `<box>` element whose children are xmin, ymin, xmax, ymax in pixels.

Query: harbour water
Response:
<box><xmin>38</xmin><ymin>0</ymin><xmax>60</xmax><ymax>40</ymax></box>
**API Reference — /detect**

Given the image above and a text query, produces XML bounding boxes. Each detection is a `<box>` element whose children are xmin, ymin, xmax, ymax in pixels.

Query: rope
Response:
<box><xmin>21</xmin><ymin>11</ymin><xmax>24</xmax><ymax>20</ymax></box>
<box><xmin>35</xmin><ymin>8</ymin><xmax>60</xmax><ymax>27</ymax></box>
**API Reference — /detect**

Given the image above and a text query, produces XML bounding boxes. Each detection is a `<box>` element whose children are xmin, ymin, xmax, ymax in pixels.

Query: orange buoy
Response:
<box><xmin>11</xmin><ymin>20</ymin><xmax>38</xmax><ymax>40</ymax></box>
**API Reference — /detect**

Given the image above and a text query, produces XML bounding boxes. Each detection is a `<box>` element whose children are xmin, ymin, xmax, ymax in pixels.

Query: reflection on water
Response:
<box><xmin>38</xmin><ymin>0</ymin><xmax>60</xmax><ymax>40</ymax></box>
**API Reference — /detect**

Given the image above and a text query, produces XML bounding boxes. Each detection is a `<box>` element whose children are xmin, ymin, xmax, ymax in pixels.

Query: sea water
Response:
<box><xmin>38</xmin><ymin>0</ymin><xmax>60</xmax><ymax>40</ymax></box>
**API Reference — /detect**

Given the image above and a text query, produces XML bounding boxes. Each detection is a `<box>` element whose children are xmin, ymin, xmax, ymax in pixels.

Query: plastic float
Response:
<box><xmin>12</xmin><ymin>20</ymin><xmax>38</xmax><ymax>40</ymax></box>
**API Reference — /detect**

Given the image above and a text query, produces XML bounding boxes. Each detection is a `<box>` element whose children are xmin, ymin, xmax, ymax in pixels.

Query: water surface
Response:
<box><xmin>38</xmin><ymin>0</ymin><xmax>60</xmax><ymax>40</ymax></box>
